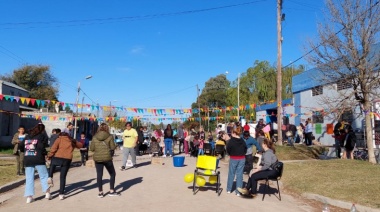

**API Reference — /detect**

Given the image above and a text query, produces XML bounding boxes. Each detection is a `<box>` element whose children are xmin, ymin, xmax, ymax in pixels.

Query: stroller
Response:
<box><xmin>149</xmin><ymin>137</ymin><xmax>162</xmax><ymax>157</ymax></box>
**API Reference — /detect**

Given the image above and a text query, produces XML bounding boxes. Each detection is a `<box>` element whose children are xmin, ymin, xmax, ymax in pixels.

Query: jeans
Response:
<box><xmin>335</xmin><ymin>139</ymin><xmax>341</xmax><ymax>158</ymax></box>
<box><xmin>95</xmin><ymin>161</ymin><xmax>116</xmax><ymax>192</ymax></box>
<box><xmin>25</xmin><ymin>165</ymin><xmax>49</xmax><ymax>197</ymax></box>
<box><xmin>49</xmin><ymin>157</ymin><xmax>72</xmax><ymax>195</ymax></box>
<box><xmin>247</xmin><ymin>169</ymin><xmax>278</xmax><ymax>194</ymax></box>
<box><xmin>244</xmin><ymin>154</ymin><xmax>253</xmax><ymax>173</ymax></box>
<box><xmin>122</xmin><ymin>147</ymin><xmax>136</xmax><ymax>166</ymax></box>
<box><xmin>198</xmin><ymin>148</ymin><xmax>204</xmax><ymax>155</ymax></box>
<box><xmin>227</xmin><ymin>158</ymin><xmax>245</xmax><ymax>194</ymax></box>
<box><xmin>178</xmin><ymin>138</ymin><xmax>184</xmax><ymax>153</ymax></box>
<box><xmin>80</xmin><ymin>150</ymin><xmax>88</xmax><ymax>165</ymax></box>
<box><xmin>16</xmin><ymin>151</ymin><xmax>24</xmax><ymax>174</ymax></box>
<box><xmin>164</xmin><ymin>138</ymin><xmax>173</xmax><ymax>155</ymax></box>
<box><xmin>305</xmin><ymin>132</ymin><xmax>313</xmax><ymax>146</ymax></box>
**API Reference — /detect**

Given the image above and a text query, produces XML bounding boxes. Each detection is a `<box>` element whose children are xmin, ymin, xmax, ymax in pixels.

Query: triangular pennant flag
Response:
<box><xmin>0</xmin><ymin>94</ymin><xmax>3</xmax><ymax>100</ymax></box>
<box><xmin>20</xmin><ymin>97</ymin><xmax>26</xmax><ymax>104</ymax></box>
<box><xmin>36</xmin><ymin>100</ymin><xmax>41</xmax><ymax>107</ymax></box>
<box><xmin>30</xmin><ymin>99</ymin><xmax>36</xmax><ymax>106</ymax></box>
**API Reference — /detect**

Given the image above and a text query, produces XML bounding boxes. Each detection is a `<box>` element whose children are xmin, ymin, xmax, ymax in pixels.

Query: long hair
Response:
<box><xmin>97</xmin><ymin>123</ymin><xmax>110</xmax><ymax>133</ymax></box>
<box><xmin>29</xmin><ymin>123</ymin><xmax>45</xmax><ymax>137</ymax></box>
<box><xmin>263</xmin><ymin>137</ymin><xmax>276</xmax><ymax>154</ymax></box>
<box><xmin>166</xmin><ymin>124</ymin><xmax>172</xmax><ymax>130</ymax></box>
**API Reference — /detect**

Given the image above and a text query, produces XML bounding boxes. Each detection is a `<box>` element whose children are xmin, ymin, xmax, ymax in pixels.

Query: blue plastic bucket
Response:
<box><xmin>173</xmin><ymin>156</ymin><xmax>185</xmax><ymax>167</ymax></box>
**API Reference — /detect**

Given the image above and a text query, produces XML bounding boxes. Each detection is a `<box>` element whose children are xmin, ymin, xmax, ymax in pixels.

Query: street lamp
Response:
<box><xmin>74</xmin><ymin>75</ymin><xmax>92</xmax><ymax>139</ymax></box>
<box><xmin>109</xmin><ymin>100</ymin><xmax>118</xmax><ymax>117</ymax></box>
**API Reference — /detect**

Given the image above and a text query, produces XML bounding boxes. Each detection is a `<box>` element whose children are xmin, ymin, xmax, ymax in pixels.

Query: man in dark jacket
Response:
<box><xmin>135</xmin><ymin>126</ymin><xmax>144</xmax><ymax>156</ymax></box>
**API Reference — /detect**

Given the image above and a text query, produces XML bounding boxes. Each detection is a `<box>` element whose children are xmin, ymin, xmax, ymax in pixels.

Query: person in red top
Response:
<box><xmin>243</xmin><ymin>123</ymin><xmax>250</xmax><ymax>132</ymax></box>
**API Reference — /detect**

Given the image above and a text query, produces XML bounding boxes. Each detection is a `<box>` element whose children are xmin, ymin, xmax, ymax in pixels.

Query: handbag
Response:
<box><xmin>270</xmin><ymin>160</ymin><xmax>282</xmax><ymax>173</ymax></box>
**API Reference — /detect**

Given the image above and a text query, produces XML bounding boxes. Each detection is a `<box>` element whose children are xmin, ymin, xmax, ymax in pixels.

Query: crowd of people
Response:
<box><xmin>11</xmin><ymin>118</ymin><xmax>356</xmax><ymax>203</ymax></box>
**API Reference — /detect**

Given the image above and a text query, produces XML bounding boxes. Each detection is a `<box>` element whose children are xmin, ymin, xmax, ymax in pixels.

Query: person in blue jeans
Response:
<box><xmin>226</xmin><ymin>129</ymin><xmax>247</xmax><ymax>196</ymax></box>
<box><xmin>163</xmin><ymin>124</ymin><xmax>174</xmax><ymax>157</ymax></box>
<box><xmin>19</xmin><ymin>123</ymin><xmax>51</xmax><ymax>203</ymax></box>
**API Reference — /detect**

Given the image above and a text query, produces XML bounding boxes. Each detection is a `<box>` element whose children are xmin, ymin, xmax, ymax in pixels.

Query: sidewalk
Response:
<box><xmin>0</xmin><ymin>150</ymin><xmax>318</xmax><ymax>212</ymax></box>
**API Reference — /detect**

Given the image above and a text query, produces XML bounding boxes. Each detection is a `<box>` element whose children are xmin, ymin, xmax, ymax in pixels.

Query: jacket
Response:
<box><xmin>164</xmin><ymin>129</ymin><xmax>173</xmax><ymax>139</ymax></box>
<box><xmin>226</xmin><ymin>137</ymin><xmax>247</xmax><ymax>157</ymax></box>
<box><xmin>242</xmin><ymin>136</ymin><xmax>262</xmax><ymax>155</ymax></box>
<box><xmin>90</xmin><ymin>131</ymin><xmax>115</xmax><ymax>162</ymax></box>
<box><xmin>48</xmin><ymin>135</ymin><xmax>83</xmax><ymax>160</ymax></box>
<box><xmin>261</xmin><ymin>149</ymin><xmax>278</xmax><ymax>171</ymax></box>
<box><xmin>19</xmin><ymin>133</ymin><xmax>49</xmax><ymax>167</ymax></box>
<box><xmin>12</xmin><ymin>132</ymin><xmax>28</xmax><ymax>154</ymax></box>
<box><xmin>49</xmin><ymin>134</ymin><xmax>59</xmax><ymax>147</ymax></box>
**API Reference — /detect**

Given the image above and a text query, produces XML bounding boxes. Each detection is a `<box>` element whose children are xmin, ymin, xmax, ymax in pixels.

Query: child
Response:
<box><xmin>11</xmin><ymin>125</ymin><xmax>27</xmax><ymax>175</ymax></box>
<box><xmin>207</xmin><ymin>131</ymin><xmax>215</xmax><ymax>152</ymax></box>
<box><xmin>79</xmin><ymin>132</ymin><xmax>90</xmax><ymax>166</ymax></box>
<box><xmin>198</xmin><ymin>138</ymin><xmax>204</xmax><ymax>156</ymax></box>
<box><xmin>149</xmin><ymin>137</ymin><xmax>160</xmax><ymax>157</ymax></box>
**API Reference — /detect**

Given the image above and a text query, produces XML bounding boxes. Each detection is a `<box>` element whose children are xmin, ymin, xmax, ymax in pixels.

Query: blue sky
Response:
<box><xmin>0</xmin><ymin>0</ymin><xmax>324</xmax><ymax>113</ymax></box>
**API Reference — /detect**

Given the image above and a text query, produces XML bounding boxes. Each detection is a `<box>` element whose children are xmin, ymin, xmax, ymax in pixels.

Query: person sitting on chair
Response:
<box><xmin>237</xmin><ymin>138</ymin><xmax>278</xmax><ymax>198</ymax></box>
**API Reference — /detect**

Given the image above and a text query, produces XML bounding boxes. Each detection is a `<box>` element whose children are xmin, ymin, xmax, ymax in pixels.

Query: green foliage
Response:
<box><xmin>107</xmin><ymin>120</ymin><xmax>125</xmax><ymax>131</ymax></box>
<box><xmin>0</xmin><ymin>65</ymin><xmax>59</xmax><ymax>101</ymax></box>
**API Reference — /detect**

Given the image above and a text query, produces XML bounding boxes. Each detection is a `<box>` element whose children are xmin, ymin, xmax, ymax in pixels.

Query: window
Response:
<box><xmin>341</xmin><ymin>110</ymin><xmax>353</xmax><ymax>123</ymax></box>
<box><xmin>336</xmin><ymin>80</ymin><xmax>352</xmax><ymax>91</ymax></box>
<box><xmin>312</xmin><ymin>86</ymin><xmax>323</xmax><ymax>96</ymax></box>
<box><xmin>312</xmin><ymin>111</ymin><xmax>324</xmax><ymax>123</ymax></box>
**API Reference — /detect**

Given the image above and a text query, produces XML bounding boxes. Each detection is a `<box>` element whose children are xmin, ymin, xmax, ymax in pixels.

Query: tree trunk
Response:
<box><xmin>364</xmin><ymin>100</ymin><xmax>376</xmax><ymax>164</ymax></box>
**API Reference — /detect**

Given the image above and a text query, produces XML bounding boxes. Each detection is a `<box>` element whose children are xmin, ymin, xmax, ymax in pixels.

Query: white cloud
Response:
<box><xmin>129</xmin><ymin>46</ymin><xmax>144</xmax><ymax>55</ymax></box>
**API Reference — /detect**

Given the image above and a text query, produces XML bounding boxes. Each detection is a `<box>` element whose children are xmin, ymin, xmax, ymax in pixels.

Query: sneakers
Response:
<box><xmin>227</xmin><ymin>191</ymin><xmax>231</xmax><ymax>194</ymax></box>
<box><xmin>108</xmin><ymin>191</ymin><xmax>120</xmax><ymax>197</ymax></box>
<box><xmin>45</xmin><ymin>192</ymin><xmax>51</xmax><ymax>200</ymax></box>
<box><xmin>119</xmin><ymin>166</ymin><xmax>125</xmax><ymax>171</ymax></box>
<box><xmin>59</xmin><ymin>195</ymin><xmax>64</xmax><ymax>200</ymax></box>
<box><xmin>162</xmin><ymin>155</ymin><xmax>167</xmax><ymax>158</ymax></box>
<box><xmin>236</xmin><ymin>193</ymin><xmax>241</xmax><ymax>197</ymax></box>
<box><xmin>98</xmin><ymin>193</ymin><xmax>104</xmax><ymax>198</ymax></box>
<box><xmin>26</xmin><ymin>196</ymin><xmax>33</xmax><ymax>203</ymax></box>
<box><xmin>47</xmin><ymin>177</ymin><xmax>54</xmax><ymax>188</ymax></box>
<box><xmin>237</xmin><ymin>188</ymin><xmax>249</xmax><ymax>195</ymax></box>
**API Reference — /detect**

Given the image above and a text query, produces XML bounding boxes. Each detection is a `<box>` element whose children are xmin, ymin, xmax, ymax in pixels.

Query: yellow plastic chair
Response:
<box><xmin>192</xmin><ymin>155</ymin><xmax>222</xmax><ymax>196</ymax></box>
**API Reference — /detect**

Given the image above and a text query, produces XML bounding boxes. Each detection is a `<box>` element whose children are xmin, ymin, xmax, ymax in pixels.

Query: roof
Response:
<box><xmin>292</xmin><ymin>42</ymin><xmax>380</xmax><ymax>93</ymax></box>
<box><xmin>255</xmin><ymin>98</ymin><xmax>293</xmax><ymax>111</ymax></box>
<box><xmin>0</xmin><ymin>80</ymin><xmax>29</xmax><ymax>92</ymax></box>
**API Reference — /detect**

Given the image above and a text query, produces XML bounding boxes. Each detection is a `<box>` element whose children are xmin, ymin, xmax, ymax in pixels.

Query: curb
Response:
<box><xmin>302</xmin><ymin>193</ymin><xmax>380</xmax><ymax>212</ymax></box>
<box><xmin>0</xmin><ymin>175</ymin><xmax>39</xmax><ymax>194</ymax></box>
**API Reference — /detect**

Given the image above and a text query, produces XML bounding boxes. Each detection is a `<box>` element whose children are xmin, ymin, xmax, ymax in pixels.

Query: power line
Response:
<box><xmin>283</xmin><ymin>0</ymin><xmax>380</xmax><ymax>69</ymax></box>
<box><xmin>0</xmin><ymin>44</ymin><xmax>27</xmax><ymax>64</ymax></box>
<box><xmin>0</xmin><ymin>0</ymin><xmax>267</xmax><ymax>29</ymax></box>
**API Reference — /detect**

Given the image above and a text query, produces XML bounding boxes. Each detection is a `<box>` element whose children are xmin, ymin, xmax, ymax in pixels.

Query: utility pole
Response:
<box><xmin>237</xmin><ymin>73</ymin><xmax>240</xmax><ymax>120</ymax></box>
<box><xmin>196</xmin><ymin>84</ymin><xmax>201</xmax><ymax>127</ymax></box>
<box><xmin>277</xmin><ymin>0</ymin><xmax>283</xmax><ymax>145</ymax></box>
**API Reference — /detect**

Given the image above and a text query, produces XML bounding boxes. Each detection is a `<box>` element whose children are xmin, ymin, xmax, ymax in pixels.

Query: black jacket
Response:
<box><xmin>164</xmin><ymin>129</ymin><xmax>174</xmax><ymax>139</ymax></box>
<box><xmin>20</xmin><ymin>133</ymin><xmax>49</xmax><ymax>167</ymax></box>
<box><xmin>226</xmin><ymin>137</ymin><xmax>247</xmax><ymax>156</ymax></box>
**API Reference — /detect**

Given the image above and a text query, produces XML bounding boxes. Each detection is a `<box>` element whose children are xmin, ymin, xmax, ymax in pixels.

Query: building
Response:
<box><xmin>0</xmin><ymin>80</ymin><xmax>30</xmax><ymax>147</ymax></box>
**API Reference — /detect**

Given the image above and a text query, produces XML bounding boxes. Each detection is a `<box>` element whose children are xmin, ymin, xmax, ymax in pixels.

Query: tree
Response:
<box><xmin>0</xmin><ymin>65</ymin><xmax>59</xmax><ymax>101</ymax></box>
<box><xmin>306</xmin><ymin>0</ymin><xmax>380</xmax><ymax>164</ymax></box>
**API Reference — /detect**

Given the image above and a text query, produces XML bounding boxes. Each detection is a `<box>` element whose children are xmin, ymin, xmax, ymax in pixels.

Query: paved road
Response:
<box><xmin>0</xmin><ymin>150</ymin><xmax>317</xmax><ymax>212</ymax></box>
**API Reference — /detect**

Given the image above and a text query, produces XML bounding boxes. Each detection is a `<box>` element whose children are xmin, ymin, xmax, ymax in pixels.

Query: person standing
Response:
<box><xmin>333</xmin><ymin>121</ymin><xmax>344</xmax><ymax>158</ymax></box>
<box><xmin>163</xmin><ymin>124</ymin><xmax>174</xmax><ymax>157</ymax></box>
<box><xmin>47</xmin><ymin>132</ymin><xmax>83</xmax><ymax>200</ymax></box>
<box><xmin>63</xmin><ymin>123</ymin><xmax>74</xmax><ymax>138</ymax></box>
<box><xmin>12</xmin><ymin>125</ymin><xmax>27</xmax><ymax>175</ymax></box>
<box><xmin>120</xmin><ymin>122</ymin><xmax>138</xmax><ymax>170</ymax></box>
<box><xmin>226</xmin><ymin>129</ymin><xmax>247</xmax><ymax>196</ymax></box>
<box><xmin>89</xmin><ymin>123</ymin><xmax>119</xmax><ymax>197</ymax></box>
<box><xmin>242</xmin><ymin>131</ymin><xmax>262</xmax><ymax>174</ymax></box>
<box><xmin>243</xmin><ymin>122</ymin><xmax>250</xmax><ymax>132</ymax></box>
<box><xmin>177</xmin><ymin>124</ymin><xmax>184</xmax><ymax>153</ymax></box>
<box><xmin>79</xmin><ymin>132</ymin><xmax>90</xmax><ymax>166</ymax></box>
<box><xmin>304</xmin><ymin>118</ymin><xmax>313</xmax><ymax>146</ymax></box>
<box><xmin>19</xmin><ymin>123</ymin><xmax>51</xmax><ymax>203</ymax></box>
<box><xmin>49</xmin><ymin>128</ymin><xmax>61</xmax><ymax>147</ymax></box>
<box><xmin>135</xmin><ymin>126</ymin><xmax>144</xmax><ymax>156</ymax></box>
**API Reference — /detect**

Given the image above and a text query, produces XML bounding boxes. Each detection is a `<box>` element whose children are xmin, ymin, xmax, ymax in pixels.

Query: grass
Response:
<box><xmin>0</xmin><ymin>160</ymin><xmax>24</xmax><ymax>186</ymax></box>
<box><xmin>275</xmin><ymin>144</ymin><xmax>327</xmax><ymax>160</ymax></box>
<box><xmin>0</xmin><ymin>147</ymin><xmax>14</xmax><ymax>155</ymax></box>
<box><xmin>282</xmin><ymin>159</ymin><xmax>380</xmax><ymax>208</ymax></box>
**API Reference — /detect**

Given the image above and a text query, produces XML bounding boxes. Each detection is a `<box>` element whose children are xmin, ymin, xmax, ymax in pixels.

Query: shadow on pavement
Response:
<box><xmin>115</xmin><ymin>177</ymin><xmax>143</xmax><ymax>193</ymax></box>
<box><xmin>50</xmin><ymin>178</ymin><xmax>96</xmax><ymax>199</ymax></box>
